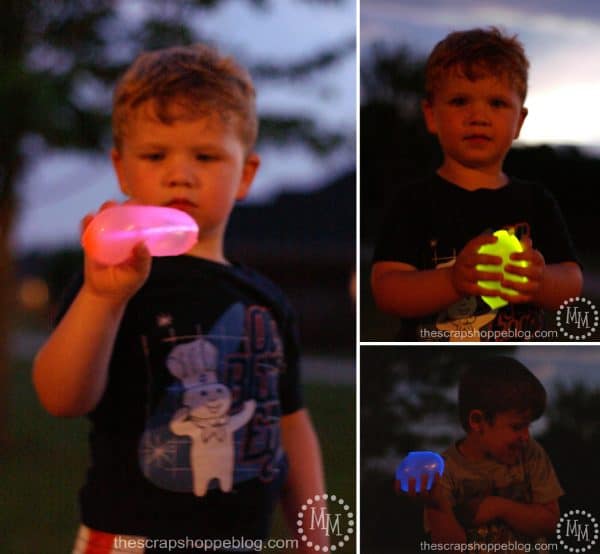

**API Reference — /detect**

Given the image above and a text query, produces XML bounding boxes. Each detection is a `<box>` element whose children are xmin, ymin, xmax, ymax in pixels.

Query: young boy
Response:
<box><xmin>33</xmin><ymin>44</ymin><xmax>327</xmax><ymax>553</ymax></box>
<box><xmin>402</xmin><ymin>356</ymin><xmax>562</xmax><ymax>545</ymax></box>
<box><xmin>371</xmin><ymin>28</ymin><xmax>582</xmax><ymax>341</ymax></box>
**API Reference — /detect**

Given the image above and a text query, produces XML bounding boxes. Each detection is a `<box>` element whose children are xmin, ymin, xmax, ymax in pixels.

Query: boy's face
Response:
<box><xmin>476</xmin><ymin>409</ymin><xmax>532</xmax><ymax>465</ymax></box>
<box><xmin>422</xmin><ymin>71</ymin><xmax>527</xmax><ymax>175</ymax></box>
<box><xmin>112</xmin><ymin>102</ymin><xmax>259</xmax><ymax>248</ymax></box>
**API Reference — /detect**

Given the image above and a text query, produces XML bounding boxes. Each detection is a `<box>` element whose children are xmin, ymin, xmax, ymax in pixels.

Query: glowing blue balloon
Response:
<box><xmin>395</xmin><ymin>451</ymin><xmax>445</xmax><ymax>493</ymax></box>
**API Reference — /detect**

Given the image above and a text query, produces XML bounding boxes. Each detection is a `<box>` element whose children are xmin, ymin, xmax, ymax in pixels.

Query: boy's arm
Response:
<box><xmin>503</xmin><ymin>238</ymin><xmax>582</xmax><ymax>309</ymax></box>
<box><xmin>426</xmin><ymin>504</ymin><xmax>467</xmax><ymax>543</ymax></box>
<box><xmin>280</xmin><ymin>408</ymin><xmax>328</xmax><ymax>552</ymax></box>
<box><xmin>33</xmin><ymin>286</ymin><xmax>129</xmax><ymax>417</ymax></box>
<box><xmin>371</xmin><ymin>262</ymin><xmax>461</xmax><ymax>318</ymax></box>
<box><xmin>396</xmin><ymin>472</ymin><xmax>466</xmax><ymax>543</ymax></box>
<box><xmin>474</xmin><ymin>497</ymin><xmax>559</xmax><ymax>538</ymax></box>
<box><xmin>371</xmin><ymin>235</ymin><xmax>502</xmax><ymax>318</ymax></box>
<box><xmin>533</xmin><ymin>262</ymin><xmax>582</xmax><ymax>309</ymax></box>
<box><xmin>504</xmin><ymin>252</ymin><xmax>583</xmax><ymax>309</ymax></box>
<box><xmin>33</xmin><ymin>205</ymin><xmax>151</xmax><ymax>417</ymax></box>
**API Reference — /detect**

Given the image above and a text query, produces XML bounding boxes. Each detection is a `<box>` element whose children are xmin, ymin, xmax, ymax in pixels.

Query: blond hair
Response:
<box><xmin>425</xmin><ymin>27</ymin><xmax>529</xmax><ymax>101</ymax></box>
<box><xmin>112</xmin><ymin>44</ymin><xmax>257</xmax><ymax>151</ymax></box>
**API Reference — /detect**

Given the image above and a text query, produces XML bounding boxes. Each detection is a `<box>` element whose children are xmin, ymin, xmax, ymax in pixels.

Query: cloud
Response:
<box><xmin>361</xmin><ymin>0</ymin><xmax>600</xmax><ymax>148</ymax></box>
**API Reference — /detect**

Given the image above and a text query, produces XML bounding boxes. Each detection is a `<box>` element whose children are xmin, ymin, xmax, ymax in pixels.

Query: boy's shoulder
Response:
<box><xmin>441</xmin><ymin>438</ymin><xmax>550</xmax><ymax>475</ymax></box>
<box><xmin>231</xmin><ymin>261</ymin><xmax>293</xmax><ymax>310</ymax></box>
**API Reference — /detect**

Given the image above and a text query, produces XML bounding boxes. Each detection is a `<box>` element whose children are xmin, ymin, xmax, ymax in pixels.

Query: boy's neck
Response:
<box><xmin>186</xmin><ymin>234</ymin><xmax>230</xmax><ymax>265</ymax></box>
<box><xmin>457</xmin><ymin>434</ymin><xmax>486</xmax><ymax>461</ymax></box>
<box><xmin>437</xmin><ymin>160</ymin><xmax>508</xmax><ymax>191</ymax></box>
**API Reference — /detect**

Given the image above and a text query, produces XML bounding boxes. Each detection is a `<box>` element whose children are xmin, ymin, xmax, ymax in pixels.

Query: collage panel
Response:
<box><xmin>4</xmin><ymin>2</ymin><xmax>355</xmax><ymax>553</ymax></box>
<box><xmin>360</xmin><ymin>345</ymin><xmax>600</xmax><ymax>553</ymax></box>
<box><xmin>360</xmin><ymin>1</ymin><xmax>600</xmax><ymax>343</ymax></box>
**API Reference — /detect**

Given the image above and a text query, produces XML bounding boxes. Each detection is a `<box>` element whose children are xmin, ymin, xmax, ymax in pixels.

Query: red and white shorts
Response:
<box><xmin>72</xmin><ymin>525</ymin><xmax>146</xmax><ymax>554</ymax></box>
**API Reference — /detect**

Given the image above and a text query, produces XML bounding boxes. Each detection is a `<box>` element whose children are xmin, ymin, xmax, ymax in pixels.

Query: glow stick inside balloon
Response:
<box><xmin>82</xmin><ymin>205</ymin><xmax>199</xmax><ymax>265</ymax></box>
<box><xmin>476</xmin><ymin>229</ymin><xmax>529</xmax><ymax>309</ymax></box>
<box><xmin>395</xmin><ymin>451</ymin><xmax>445</xmax><ymax>493</ymax></box>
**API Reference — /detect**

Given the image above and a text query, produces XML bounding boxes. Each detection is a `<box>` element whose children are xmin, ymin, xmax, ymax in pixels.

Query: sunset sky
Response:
<box><xmin>361</xmin><ymin>0</ymin><xmax>600</xmax><ymax>150</ymax></box>
<box><xmin>14</xmin><ymin>0</ymin><xmax>356</xmax><ymax>251</ymax></box>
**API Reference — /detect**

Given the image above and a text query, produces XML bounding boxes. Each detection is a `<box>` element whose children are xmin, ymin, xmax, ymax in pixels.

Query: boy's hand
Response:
<box><xmin>451</xmin><ymin>235</ymin><xmax>503</xmax><ymax>298</ymax></box>
<box><xmin>81</xmin><ymin>201</ymin><xmax>152</xmax><ymax>303</ymax></box>
<box><xmin>471</xmin><ymin>496</ymin><xmax>504</xmax><ymax>525</ymax></box>
<box><xmin>501</xmin><ymin>237</ymin><xmax>546</xmax><ymax>304</ymax></box>
<box><xmin>394</xmin><ymin>473</ymin><xmax>449</xmax><ymax>511</ymax></box>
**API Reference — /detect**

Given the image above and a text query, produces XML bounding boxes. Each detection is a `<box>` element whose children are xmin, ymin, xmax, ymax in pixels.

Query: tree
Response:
<box><xmin>1</xmin><ymin>0</ymin><xmax>354</xmax><ymax>445</ymax></box>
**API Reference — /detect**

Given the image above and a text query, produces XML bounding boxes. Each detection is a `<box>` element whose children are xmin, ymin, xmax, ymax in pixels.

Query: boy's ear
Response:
<box><xmin>468</xmin><ymin>409</ymin><xmax>485</xmax><ymax>432</ymax></box>
<box><xmin>514</xmin><ymin>106</ymin><xmax>528</xmax><ymax>139</ymax></box>
<box><xmin>421</xmin><ymin>99</ymin><xmax>437</xmax><ymax>134</ymax></box>
<box><xmin>111</xmin><ymin>148</ymin><xmax>130</xmax><ymax>196</ymax></box>
<box><xmin>236</xmin><ymin>152</ymin><xmax>260</xmax><ymax>201</ymax></box>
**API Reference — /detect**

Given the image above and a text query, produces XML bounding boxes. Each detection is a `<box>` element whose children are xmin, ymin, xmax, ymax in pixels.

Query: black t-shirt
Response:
<box><xmin>55</xmin><ymin>256</ymin><xmax>303</xmax><ymax>541</ymax></box>
<box><xmin>373</xmin><ymin>174</ymin><xmax>579</xmax><ymax>341</ymax></box>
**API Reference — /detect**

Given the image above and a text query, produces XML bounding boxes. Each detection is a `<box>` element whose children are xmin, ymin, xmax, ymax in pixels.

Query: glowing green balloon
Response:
<box><xmin>476</xmin><ymin>229</ymin><xmax>529</xmax><ymax>309</ymax></box>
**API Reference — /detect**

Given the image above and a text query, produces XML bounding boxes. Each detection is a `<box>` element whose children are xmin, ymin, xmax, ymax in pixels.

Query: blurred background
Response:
<box><xmin>1</xmin><ymin>1</ymin><xmax>356</xmax><ymax>551</ymax></box>
<box><xmin>360</xmin><ymin>0</ymin><xmax>600</xmax><ymax>340</ymax></box>
<box><xmin>360</xmin><ymin>345</ymin><xmax>600</xmax><ymax>553</ymax></box>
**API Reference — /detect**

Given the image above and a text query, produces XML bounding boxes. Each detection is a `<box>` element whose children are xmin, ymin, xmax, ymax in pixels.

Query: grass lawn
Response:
<box><xmin>3</xmin><ymin>359</ymin><xmax>355</xmax><ymax>553</ymax></box>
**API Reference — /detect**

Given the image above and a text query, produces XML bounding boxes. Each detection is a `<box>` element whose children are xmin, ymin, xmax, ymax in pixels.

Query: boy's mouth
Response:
<box><xmin>464</xmin><ymin>134</ymin><xmax>492</xmax><ymax>142</ymax></box>
<box><xmin>165</xmin><ymin>198</ymin><xmax>198</xmax><ymax>210</ymax></box>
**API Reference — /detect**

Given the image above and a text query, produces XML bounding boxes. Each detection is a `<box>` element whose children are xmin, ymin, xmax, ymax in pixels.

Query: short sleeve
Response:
<box><xmin>372</xmin><ymin>183</ymin><xmax>428</xmax><ymax>267</ymax></box>
<box><xmin>532</xmin><ymin>185</ymin><xmax>581</xmax><ymax>267</ymax></box>
<box><xmin>526</xmin><ymin>440</ymin><xmax>565</xmax><ymax>504</ymax></box>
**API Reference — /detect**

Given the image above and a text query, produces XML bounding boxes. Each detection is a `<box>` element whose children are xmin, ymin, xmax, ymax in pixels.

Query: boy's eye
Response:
<box><xmin>196</xmin><ymin>153</ymin><xmax>217</xmax><ymax>162</ymax></box>
<box><xmin>490</xmin><ymin>98</ymin><xmax>508</xmax><ymax>108</ymax></box>
<box><xmin>141</xmin><ymin>153</ymin><xmax>164</xmax><ymax>161</ymax></box>
<box><xmin>449</xmin><ymin>97</ymin><xmax>467</xmax><ymax>106</ymax></box>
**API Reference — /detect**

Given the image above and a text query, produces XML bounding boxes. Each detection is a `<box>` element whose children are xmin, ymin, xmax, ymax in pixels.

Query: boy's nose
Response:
<box><xmin>164</xmin><ymin>162</ymin><xmax>198</xmax><ymax>188</ymax></box>
<box><xmin>466</xmin><ymin>104</ymin><xmax>490</xmax><ymax>125</ymax></box>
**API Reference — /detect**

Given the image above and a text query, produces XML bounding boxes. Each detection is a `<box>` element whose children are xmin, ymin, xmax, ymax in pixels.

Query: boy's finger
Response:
<box><xmin>129</xmin><ymin>242</ymin><xmax>152</xmax><ymax>267</ymax></box>
<box><xmin>407</xmin><ymin>477</ymin><xmax>417</xmax><ymax>496</ymax></box>
<box><xmin>99</xmin><ymin>200</ymin><xmax>118</xmax><ymax>212</ymax></box>
<box><xmin>473</xmin><ymin>269</ymin><xmax>504</xmax><ymax>282</ymax></box>
<box><xmin>80</xmin><ymin>214</ymin><xmax>95</xmax><ymax>234</ymax></box>
<box><xmin>470</xmin><ymin>234</ymin><xmax>498</xmax><ymax>248</ymax></box>
<box><xmin>504</xmin><ymin>264</ymin><xmax>543</xmax><ymax>280</ymax></box>
<box><xmin>501</xmin><ymin>280</ymin><xmax>539</xmax><ymax>296</ymax></box>
<box><xmin>420</xmin><ymin>473</ymin><xmax>429</xmax><ymax>493</ymax></box>
<box><xmin>469</xmin><ymin>254</ymin><xmax>503</xmax><ymax>267</ymax></box>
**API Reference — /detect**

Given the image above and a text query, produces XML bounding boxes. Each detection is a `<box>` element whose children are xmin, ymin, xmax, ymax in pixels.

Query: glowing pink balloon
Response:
<box><xmin>82</xmin><ymin>205</ymin><xmax>199</xmax><ymax>265</ymax></box>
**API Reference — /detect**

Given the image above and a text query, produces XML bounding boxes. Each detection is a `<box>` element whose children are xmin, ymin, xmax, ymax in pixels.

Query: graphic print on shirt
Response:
<box><xmin>138</xmin><ymin>302</ymin><xmax>285</xmax><ymax>496</ymax></box>
<box><xmin>431</xmin><ymin>257</ymin><xmax>497</xmax><ymax>342</ymax></box>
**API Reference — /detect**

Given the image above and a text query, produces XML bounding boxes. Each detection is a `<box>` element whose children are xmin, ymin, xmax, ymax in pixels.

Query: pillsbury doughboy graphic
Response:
<box><xmin>138</xmin><ymin>303</ymin><xmax>267</xmax><ymax>496</ymax></box>
<box><xmin>168</xmin><ymin>338</ymin><xmax>255</xmax><ymax>496</ymax></box>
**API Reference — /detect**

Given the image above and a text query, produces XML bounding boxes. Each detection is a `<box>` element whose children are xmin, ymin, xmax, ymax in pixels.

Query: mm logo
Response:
<box><xmin>310</xmin><ymin>507</ymin><xmax>342</xmax><ymax>537</ymax></box>
<box><xmin>556</xmin><ymin>509</ymin><xmax>598</xmax><ymax>552</ymax></box>
<box><xmin>556</xmin><ymin>297</ymin><xmax>599</xmax><ymax>340</ymax></box>
<box><xmin>297</xmin><ymin>493</ymin><xmax>354</xmax><ymax>552</ymax></box>
<box><xmin>566</xmin><ymin>306</ymin><xmax>590</xmax><ymax>329</ymax></box>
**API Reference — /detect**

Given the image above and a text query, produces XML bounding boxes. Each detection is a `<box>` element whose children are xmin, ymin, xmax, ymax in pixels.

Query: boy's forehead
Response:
<box><xmin>432</xmin><ymin>65</ymin><xmax>523</xmax><ymax>99</ymax></box>
<box><xmin>494</xmin><ymin>408</ymin><xmax>532</xmax><ymax>425</ymax></box>
<box><xmin>441</xmin><ymin>66</ymin><xmax>512</xmax><ymax>89</ymax></box>
<box><xmin>122</xmin><ymin>99</ymin><xmax>238</xmax><ymax>138</ymax></box>
<box><xmin>134</xmin><ymin>98</ymin><xmax>220</xmax><ymax>125</ymax></box>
